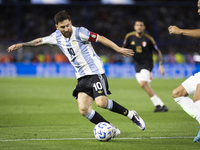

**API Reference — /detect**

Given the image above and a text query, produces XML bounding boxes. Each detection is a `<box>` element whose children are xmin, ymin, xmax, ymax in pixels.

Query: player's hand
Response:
<box><xmin>118</xmin><ymin>48</ymin><xmax>134</xmax><ymax>57</ymax></box>
<box><xmin>159</xmin><ymin>65</ymin><xmax>165</xmax><ymax>77</ymax></box>
<box><xmin>168</xmin><ymin>25</ymin><xmax>182</xmax><ymax>35</ymax></box>
<box><xmin>7</xmin><ymin>44</ymin><xmax>22</xmax><ymax>53</ymax></box>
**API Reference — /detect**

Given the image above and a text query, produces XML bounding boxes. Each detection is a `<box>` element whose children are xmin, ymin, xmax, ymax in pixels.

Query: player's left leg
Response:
<box><xmin>95</xmin><ymin>95</ymin><xmax>145</xmax><ymax>130</ymax></box>
<box><xmin>136</xmin><ymin>69</ymin><xmax>168</xmax><ymax>112</ymax></box>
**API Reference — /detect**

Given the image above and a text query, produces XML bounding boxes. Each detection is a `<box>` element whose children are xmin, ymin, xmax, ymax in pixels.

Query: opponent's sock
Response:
<box><xmin>174</xmin><ymin>97</ymin><xmax>200</xmax><ymax>123</ymax></box>
<box><xmin>85</xmin><ymin>109</ymin><xmax>109</xmax><ymax>124</ymax></box>
<box><xmin>150</xmin><ymin>95</ymin><xmax>164</xmax><ymax>106</ymax></box>
<box><xmin>106</xmin><ymin>99</ymin><xmax>129</xmax><ymax>116</ymax></box>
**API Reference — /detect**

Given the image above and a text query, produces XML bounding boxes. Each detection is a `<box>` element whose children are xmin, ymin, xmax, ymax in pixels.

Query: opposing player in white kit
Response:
<box><xmin>168</xmin><ymin>0</ymin><xmax>200</xmax><ymax>142</ymax></box>
<box><xmin>7</xmin><ymin>10</ymin><xmax>145</xmax><ymax>138</ymax></box>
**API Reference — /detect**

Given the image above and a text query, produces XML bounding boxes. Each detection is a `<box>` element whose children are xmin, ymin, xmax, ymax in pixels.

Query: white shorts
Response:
<box><xmin>182</xmin><ymin>72</ymin><xmax>200</xmax><ymax>95</ymax></box>
<box><xmin>135</xmin><ymin>69</ymin><xmax>152</xmax><ymax>83</ymax></box>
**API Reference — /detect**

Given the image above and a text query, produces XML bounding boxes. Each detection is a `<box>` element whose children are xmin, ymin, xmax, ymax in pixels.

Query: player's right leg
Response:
<box><xmin>193</xmin><ymin>84</ymin><xmax>200</xmax><ymax>142</ymax></box>
<box><xmin>77</xmin><ymin>92</ymin><xmax>109</xmax><ymax>124</ymax></box>
<box><xmin>173</xmin><ymin>79</ymin><xmax>200</xmax><ymax>142</ymax></box>
<box><xmin>77</xmin><ymin>92</ymin><xmax>121</xmax><ymax>138</ymax></box>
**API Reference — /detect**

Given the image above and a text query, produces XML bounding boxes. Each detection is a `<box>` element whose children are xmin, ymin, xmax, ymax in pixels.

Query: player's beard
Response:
<box><xmin>63</xmin><ymin>31</ymin><xmax>72</xmax><ymax>38</ymax></box>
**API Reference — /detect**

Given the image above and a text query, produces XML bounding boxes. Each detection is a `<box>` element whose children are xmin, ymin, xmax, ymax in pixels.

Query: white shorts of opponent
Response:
<box><xmin>136</xmin><ymin>69</ymin><xmax>152</xmax><ymax>83</ymax></box>
<box><xmin>182</xmin><ymin>72</ymin><xmax>200</xmax><ymax>95</ymax></box>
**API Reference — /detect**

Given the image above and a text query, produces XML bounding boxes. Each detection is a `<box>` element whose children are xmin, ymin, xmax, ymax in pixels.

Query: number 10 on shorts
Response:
<box><xmin>93</xmin><ymin>82</ymin><xmax>102</xmax><ymax>91</ymax></box>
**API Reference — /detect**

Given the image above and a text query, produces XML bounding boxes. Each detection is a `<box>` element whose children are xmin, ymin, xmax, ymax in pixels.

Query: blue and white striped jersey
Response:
<box><xmin>42</xmin><ymin>26</ymin><xmax>105</xmax><ymax>79</ymax></box>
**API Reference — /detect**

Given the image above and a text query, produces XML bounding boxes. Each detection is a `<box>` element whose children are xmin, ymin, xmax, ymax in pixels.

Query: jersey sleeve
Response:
<box><xmin>122</xmin><ymin>38</ymin><xmax>128</xmax><ymax>48</ymax></box>
<box><xmin>147</xmin><ymin>34</ymin><xmax>159</xmax><ymax>52</ymax></box>
<box><xmin>151</xmin><ymin>39</ymin><xmax>159</xmax><ymax>52</ymax></box>
<box><xmin>42</xmin><ymin>32</ymin><xmax>57</xmax><ymax>46</ymax></box>
<box><xmin>122</xmin><ymin>33</ymin><xmax>130</xmax><ymax>48</ymax></box>
<box><xmin>79</xmin><ymin>27</ymin><xmax>99</xmax><ymax>42</ymax></box>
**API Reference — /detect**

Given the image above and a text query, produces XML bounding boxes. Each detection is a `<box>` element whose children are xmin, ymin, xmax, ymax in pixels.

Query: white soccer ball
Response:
<box><xmin>93</xmin><ymin>122</ymin><xmax>113</xmax><ymax>141</ymax></box>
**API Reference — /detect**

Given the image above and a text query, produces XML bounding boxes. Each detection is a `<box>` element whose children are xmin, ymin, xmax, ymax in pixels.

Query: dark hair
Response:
<box><xmin>54</xmin><ymin>10</ymin><xmax>71</xmax><ymax>24</ymax></box>
<box><xmin>134</xmin><ymin>19</ymin><xmax>145</xmax><ymax>25</ymax></box>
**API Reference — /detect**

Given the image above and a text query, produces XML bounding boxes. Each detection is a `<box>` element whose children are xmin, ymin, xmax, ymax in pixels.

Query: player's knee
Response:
<box><xmin>78</xmin><ymin>106</ymin><xmax>89</xmax><ymax>117</ymax></box>
<box><xmin>172</xmin><ymin>89</ymin><xmax>179</xmax><ymax>98</ymax></box>
<box><xmin>139</xmin><ymin>81</ymin><xmax>146</xmax><ymax>88</ymax></box>
<box><xmin>95</xmin><ymin>98</ymin><xmax>107</xmax><ymax>108</ymax></box>
<box><xmin>172</xmin><ymin>86</ymin><xmax>188</xmax><ymax>98</ymax></box>
<box><xmin>193</xmin><ymin>97</ymin><xmax>199</xmax><ymax>103</ymax></box>
<box><xmin>172</xmin><ymin>88</ymin><xmax>185</xmax><ymax>99</ymax></box>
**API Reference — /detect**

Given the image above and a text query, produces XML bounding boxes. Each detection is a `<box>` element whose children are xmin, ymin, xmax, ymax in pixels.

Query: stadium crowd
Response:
<box><xmin>0</xmin><ymin>2</ymin><xmax>200</xmax><ymax>64</ymax></box>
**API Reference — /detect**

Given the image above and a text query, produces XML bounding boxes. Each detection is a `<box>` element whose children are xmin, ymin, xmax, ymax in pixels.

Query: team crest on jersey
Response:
<box><xmin>72</xmin><ymin>40</ymin><xmax>76</xmax><ymax>45</ymax></box>
<box><xmin>131</xmin><ymin>41</ymin><xmax>135</xmax><ymax>45</ymax></box>
<box><xmin>142</xmin><ymin>41</ymin><xmax>147</xmax><ymax>47</ymax></box>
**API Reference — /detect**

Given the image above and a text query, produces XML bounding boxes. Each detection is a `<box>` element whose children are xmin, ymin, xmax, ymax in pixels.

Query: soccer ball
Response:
<box><xmin>94</xmin><ymin>122</ymin><xmax>113</xmax><ymax>141</ymax></box>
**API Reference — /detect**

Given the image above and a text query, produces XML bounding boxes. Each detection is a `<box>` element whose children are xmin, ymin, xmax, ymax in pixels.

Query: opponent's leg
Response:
<box><xmin>193</xmin><ymin>84</ymin><xmax>200</xmax><ymax>142</ymax></box>
<box><xmin>136</xmin><ymin>69</ymin><xmax>168</xmax><ymax>112</ymax></box>
<box><xmin>140</xmin><ymin>81</ymin><xmax>168</xmax><ymax>112</ymax></box>
<box><xmin>172</xmin><ymin>85</ymin><xmax>200</xmax><ymax>121</ymax></box>
<box><xmin>172</xmin><ymin>84</ymin><xmax>200</xmax><ymax>142</ymax></box>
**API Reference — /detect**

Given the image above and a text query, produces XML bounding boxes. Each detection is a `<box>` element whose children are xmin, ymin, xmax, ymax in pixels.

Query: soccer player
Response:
<box><xmin>122</xmin><ymin>20</ymin><xmax>168</xmax><ymax>112</ymax></box>
<box><xmin>7</xmin><ymin>10</ymin><xmax>145</xmax><ymax>138</ymax></box>
<box><xmin>168</xmin><ymin>0</ymin><xmax>200</xmax><ymax>142</ymax></box>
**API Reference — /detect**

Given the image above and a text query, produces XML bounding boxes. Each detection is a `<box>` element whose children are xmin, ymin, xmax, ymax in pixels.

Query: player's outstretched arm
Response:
<box><xmin>168</xmin><ymin>25</ymin><xmax>200</xmax><ymax>38</ymax></box>
<box><xmin>97</xmin><ymin>35</ymin><xmax>134</xmax><ymax>57</ymax></box>
<box><xmin>7</xmin><ymin>38</ymin><xmax>44</xmax><ymax>52</ymax></box>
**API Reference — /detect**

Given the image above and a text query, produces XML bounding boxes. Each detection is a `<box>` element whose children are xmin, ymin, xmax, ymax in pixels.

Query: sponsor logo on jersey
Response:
<box><xmin>131</xmin><ymin>41</ymin><xmax>135</xmax><ymax>45</ymax></box>
<box><xmin>98</xmin><ymin>90</ymin><xmax>103</xmax><ymax>94</ymax></box>
<box><xmin>142</xmin><ymin>41</ymin><xmax>147</xmax><ymax>47</ymax></box>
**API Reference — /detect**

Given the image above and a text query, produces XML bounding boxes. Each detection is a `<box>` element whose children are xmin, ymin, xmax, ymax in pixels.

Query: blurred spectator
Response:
<box><xmin>23</xmin><ymin>50</ymin><xmax>33</xmax><ymax>63</ymax></box>
<box><xmin>193</xmin><ymin>52</ymin><xmax>200</xmax><ymax>64</ymax></box>
<box><xmin>168</xmin><ymin>51</ymin><xmax>176</xmax><ymax>64</ymax></box>
<box><xmin>0</xmin><ymin>52</ymin><xmax>15</xmax><ymax>63</ymax></box>
<box><xmin>152</xmin><ymin>53</ymin><xmax>158</xmax><ymax>63</ymax></box>
<box><xmin>122</xmin><ymin>56</ymin><xmax>133</xmax><ymax>63</ymax></box>
<box><xmin>185</xmin><ymin>52</ymin><xmax>195</xmax><ymax>64</ymax></box>
<box><xmin>54</xmin><ymin>52</ymin><xmax>69</xmax><ymax>63</ymax></box>
<box><xmin>174</xmin><ymin>52</ymin><xmax>185</xmax><ymax>63</ymax></box>
<box><xmin>32</xmin><ymin>55</ymin><xmax>39</xmax><ymax>62</ymax></box>
<box><xmin>100</xmin><ymin>55</ymin><xmax>108</xmax><ymax>63</ymax></box>
<box><xmin>0</xmin><ymin>3</ymin><xmax>199</xmax><ymax>64</ymax></box>
<box><xmin>0</xmin><ymin>53</ymin><xmax>9</xmax><ymax>63</ymax></box>
<box><xmin>44</xmin><ymin>53</ymin><xmax>52</xmax><ymax>63</ymax></box>
<box><xmin>109</xmin><ymin>55</ymin><xmax>115</xmax><ymax>63</ymax></box>
<box><xmin>37</xmin><ymin>54</ymin><xmax>45</xmax><ymax>62</ymax></box>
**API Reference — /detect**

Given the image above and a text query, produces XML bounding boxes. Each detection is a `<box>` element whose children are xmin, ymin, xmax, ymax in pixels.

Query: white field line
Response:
<box><xmin>0</xmin><ymin>136</ymin><xmax>194</xmax><ymax>142</ymax></box>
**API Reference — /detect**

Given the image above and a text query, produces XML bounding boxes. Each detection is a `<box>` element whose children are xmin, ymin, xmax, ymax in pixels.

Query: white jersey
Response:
<box><xmin>42</xmin><ymin>26</ymin><xmax>105</xmax><ymax>79</ymax></box>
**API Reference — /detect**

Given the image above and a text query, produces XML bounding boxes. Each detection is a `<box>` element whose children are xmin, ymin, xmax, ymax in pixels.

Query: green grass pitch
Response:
<box><xmin>0</xmin><ymin>78</ymin><xmax>200</xmax><ymax>150</ymax></box>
